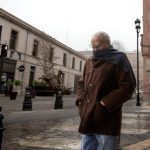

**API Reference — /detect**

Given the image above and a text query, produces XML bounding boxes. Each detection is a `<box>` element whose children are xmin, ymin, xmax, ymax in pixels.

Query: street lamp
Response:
<box><xmin>135</xmin><ymin>18</ymin><xmax>141</xmax><ymax>106</ymax></box>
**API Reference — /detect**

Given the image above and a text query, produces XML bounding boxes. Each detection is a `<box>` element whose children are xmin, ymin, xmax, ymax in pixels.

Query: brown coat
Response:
<box><xmin>76</xmin><ymin>57</ymin><xmax>135</xmax><ymax>136</ymax></box>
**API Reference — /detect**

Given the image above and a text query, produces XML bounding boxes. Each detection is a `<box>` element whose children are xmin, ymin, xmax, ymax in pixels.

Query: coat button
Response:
<box><xmin>87</xmin><ymin>100</ymin><xmax>90</xmax><ymax>103</ymax></box>
<box><xmin>89</xmin><ymin>83</ymin><xmax>93</xmax><ymax>87</ymax></box>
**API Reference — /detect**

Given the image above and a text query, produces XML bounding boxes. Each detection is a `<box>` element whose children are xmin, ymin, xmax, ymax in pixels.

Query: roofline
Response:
<box><xmin>0</xmin><ymin>8</ymin><xmax>87</xmax><ymax>60</ymax></box>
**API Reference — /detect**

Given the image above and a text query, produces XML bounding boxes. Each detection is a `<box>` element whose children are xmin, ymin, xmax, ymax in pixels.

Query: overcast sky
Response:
<box><xmin>0</xmin><ymin>0</ymin><xmax>142</xmax><ymax>51</ymax></box>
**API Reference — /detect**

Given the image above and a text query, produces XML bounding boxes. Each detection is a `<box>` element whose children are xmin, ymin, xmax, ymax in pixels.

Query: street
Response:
<box><xmin>0</xmin><ymin>95</ymin><xmax>150</xmax><ymax>150</ymax></box>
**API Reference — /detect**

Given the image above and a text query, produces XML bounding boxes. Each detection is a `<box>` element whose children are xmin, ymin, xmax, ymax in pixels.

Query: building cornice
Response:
<box><xmin>0</xmin><ymin>8</ymin><xmax>87</xmax><ymax>60</ymax></box>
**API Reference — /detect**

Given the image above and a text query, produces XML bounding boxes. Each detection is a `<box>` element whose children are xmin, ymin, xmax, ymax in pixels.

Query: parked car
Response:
<box><xmin>135</xmin><ymin>89</ymin><xmax>144</xmax><ymax>99</ymax></box>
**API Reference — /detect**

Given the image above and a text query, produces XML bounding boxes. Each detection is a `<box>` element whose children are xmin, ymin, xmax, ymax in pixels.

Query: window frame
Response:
<box><xmin>32</xmin><ymin>39</ymin><xmax>39</xmax><ymax>57</ymax></box>
<box><xmin>0</xmin><ymin>26</ymin><xmax>2</xmax><ymax>42</ymax></box>
<box><xmin>79</xmin><ymin>60</ymin><xmax>82</xmax><ymax>72</ymax></box>
<box><xmin>72</xmin><ymin>57</ymin><xmax>75</xmax><ymax>69</ymax></box>
<box><xmin>63</xmin><ymin>53</ymin><xmax>67</xmax><ymax>66</ymax></box>
<box><xmin>9</xmin><ymin>29</ymin><xmax>18</xmax><ymax>50</ymax></box>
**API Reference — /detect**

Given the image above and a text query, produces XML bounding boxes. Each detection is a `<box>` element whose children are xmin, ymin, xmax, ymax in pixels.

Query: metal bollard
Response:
<box><xmin>54</xmin><ymin>86</ymin><xmax>63</xmax><ymax>109</ymax></box>
<box><xmin>22</xmin><ymin>87</ymin><xmax>32</xmax><ymax>111</ymax></box>
<box><xmin>0</xmin><ymin>107</ymin><xmax>5</xmax><ymax>150</ymax></box>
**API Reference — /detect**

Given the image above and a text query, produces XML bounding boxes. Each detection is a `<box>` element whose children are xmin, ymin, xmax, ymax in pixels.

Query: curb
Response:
<box><xmin>124</xmin><ymin>139</ymin><xmax>150</xmax><ymax>150</ymax></box>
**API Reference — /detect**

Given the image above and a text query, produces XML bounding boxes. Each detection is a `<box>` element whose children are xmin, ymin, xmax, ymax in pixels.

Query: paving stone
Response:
<box><xmin>0</xmin><ymin>96</ymin><xmax>150</xmax><ymax>150</ymax></box>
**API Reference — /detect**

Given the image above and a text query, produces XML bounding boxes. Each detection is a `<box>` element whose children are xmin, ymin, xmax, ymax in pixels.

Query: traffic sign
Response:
<box><xmin>19</xmin><ymin>65</ymin><xmax>25</xmax><ymax>72</ymax></box>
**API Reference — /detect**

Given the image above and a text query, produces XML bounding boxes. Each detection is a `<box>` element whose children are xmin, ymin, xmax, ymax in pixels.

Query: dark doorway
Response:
<box><xmin>74</xmin><ymin>74</ymin><xmax>80</xmax><ymax>93</ymax></box>
<box><xmin>0</xmin><ymin>58</ymin><xmax>16</xmax><ymax>94</ymax></box>
<box><xmin>0</xmin><ymin>26</ymin><xmax>2</xmax><ymax>42</ymax></box>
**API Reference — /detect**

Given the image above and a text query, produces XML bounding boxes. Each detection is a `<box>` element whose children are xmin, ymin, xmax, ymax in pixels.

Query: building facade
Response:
<box><xmin>142</xmin><ymin>0</ymin><xmax>150</xmax><ymax>101</ymax></box>
<box><xmin>0</xmin><ymin>8</ymin><xmax>87</xmax><ymax>94</ymax></box>
<box><xmin>126</xmin><ymin>52</ymin><xmax>143</xmax><ymax>89</ymax></box>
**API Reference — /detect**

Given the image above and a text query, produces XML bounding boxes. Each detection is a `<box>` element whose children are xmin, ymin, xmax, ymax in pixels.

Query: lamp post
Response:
<box><xmin>135</xmin><ymin>18</ymin><xmax>141</xmax><ymax>106</ymax></box>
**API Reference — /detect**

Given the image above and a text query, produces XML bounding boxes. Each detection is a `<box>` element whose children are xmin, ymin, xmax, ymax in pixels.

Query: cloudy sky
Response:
<box><xmin>0</xmin><ymin>0</ymin><xmax>142</xmax><ymax>51</ymax></box>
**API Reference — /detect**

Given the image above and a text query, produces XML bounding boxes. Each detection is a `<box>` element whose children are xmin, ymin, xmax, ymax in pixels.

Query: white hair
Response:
<box><xmin>93</xmin><ymin>31</ymin><xmax>111</xmax><ymax>46</ymax></box>
<box><xmin>91</xmin><ymin>31</ymin><xmax>111</xmax><ymax>49</ymax></box>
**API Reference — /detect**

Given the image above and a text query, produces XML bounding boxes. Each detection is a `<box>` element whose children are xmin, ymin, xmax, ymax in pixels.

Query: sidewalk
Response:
<box><xmin>121</xmin><ymin>99</ymin><xmax>150</xmax><ymax>150</ymax></box>
<box><xmin>0</xmin><ymin>94</ymin><xmax>75</xmax><ymax>115</ymax></box>
<box><xmin>0</xmin><ymin>95</ymin><xmax>150</xmax><ymax>150</ymax></box>
<box><xmin>1</xmin><ymin>95</ymin><xmax>80</xmax><ymax>150</ymax></box>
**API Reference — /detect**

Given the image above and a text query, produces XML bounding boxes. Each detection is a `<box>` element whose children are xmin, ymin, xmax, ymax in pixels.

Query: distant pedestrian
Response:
<box><xmin>76</xmin><ymin>31</ymin><xmax>136</xmax><ymax>150</ymax></box>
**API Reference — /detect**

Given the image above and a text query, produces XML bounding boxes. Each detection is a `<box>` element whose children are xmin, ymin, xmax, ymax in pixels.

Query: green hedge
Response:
<box><xmin>32</xmin><ymin>80</ymin><xmax>49</xmax><ymax>90</ymax></box>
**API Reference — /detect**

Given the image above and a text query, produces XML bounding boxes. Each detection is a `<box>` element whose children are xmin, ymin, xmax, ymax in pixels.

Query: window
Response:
<box><xmin>3</xmin><ymin>62</ymin><xmax>16</xmax><ymax>73</ymax></box>
<box><xmin>0</xmin><ymin>26</ymin><xmax>2</xmax><ymax>42</ymax></box>
<box><xmin>10</xmin><ymin>30</ymin><xmax>18</xmax><ymax>50</ymax></box>
<box><xmin>62</xmin><ymin>73</ymin><xmax>65</xmax><ymax>85</ymax></box>
<box><xmin>32</xmin><ymin>40</ymin><xmax>39</xmax><ymax>57</ymax></box>
<box><xmin>79</xmin><ymin>60</ymin><xmax>82</xmax><ymax>72</ymax></box>
<box><xmin>72</xmin><ymin>57</ymin><xmax>75</xmax><ymax>69</ymax></box>
<box><xmin>29</xmin><ymin>66</ymin><xmax>36</xmax><ymax>87</ymax></box>
<box><xmin>63</xmin><ymin>53</ymin><xmax>67</xmax><ymax>66</ymax></box>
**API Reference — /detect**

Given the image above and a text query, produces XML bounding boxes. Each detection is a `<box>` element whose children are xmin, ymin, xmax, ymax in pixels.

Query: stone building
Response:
<box><xmin>142</xmin><ymin>0</ymin><xmax>150</xmax><ymax>101</ymax></box>
<box><xmin>126</xmin><ymin>52</ymin><xmax>143</xmax><ymax>89</ymax></box>
<box><xmin>0</xmin><ymin>8</ymin><xmax>87</xmax><ymax>94</ymax></box>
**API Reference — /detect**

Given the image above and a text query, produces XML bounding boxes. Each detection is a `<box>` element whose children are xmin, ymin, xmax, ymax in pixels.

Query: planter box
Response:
<box><xmin>10</xmin><ymin>92</ymin><xmax>18</xmax><ymax>100</ymax></box>
<box><xmin>35</xmin><ymin>90</ymin><xmax>54</xmax><ymax>96</ymax></box>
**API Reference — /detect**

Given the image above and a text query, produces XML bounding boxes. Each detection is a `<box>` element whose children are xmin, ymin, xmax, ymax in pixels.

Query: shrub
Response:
<box><xmin>62</xmin><ymin>87</ymin><xmax>71</xmax><ymax>95</ymax></box>
<box><xmin>14</xmin><ymin>80</ymin><xmax>21</xmax><ymax>86</ymax></box>
<box><xmin>32</xmin><ymin>80</ymin><xmax>49</xmax><ymax>90</ymax></box>
<box><xmin>7</xmin><ymin>80</ymin><xmax>21</xmax><ymax>86</ymax></box>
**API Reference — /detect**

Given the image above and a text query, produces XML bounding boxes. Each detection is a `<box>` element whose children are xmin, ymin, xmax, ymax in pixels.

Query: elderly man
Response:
<box><xmin>76</xmin><ymin>31</ymin><xmax>136</xmax><ymax>150</ymax></box>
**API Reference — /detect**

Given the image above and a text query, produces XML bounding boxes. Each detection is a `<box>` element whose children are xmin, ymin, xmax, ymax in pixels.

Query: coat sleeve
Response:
<box><xmin>75</xmin><ymin>61</ymin><xmax>86</xmax><ymax>106</ymax></box>
<box><xmin>101</xmin><ymin>61</ymin><xmax>136</xmax><ymax>112</ymax></box>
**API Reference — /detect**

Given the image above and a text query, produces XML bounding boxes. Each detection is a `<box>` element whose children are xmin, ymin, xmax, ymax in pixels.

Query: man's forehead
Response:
<box><xmin>92</xmin><ymin>34</ymin><xmax>100</xmax><ymax>40</ymax></box>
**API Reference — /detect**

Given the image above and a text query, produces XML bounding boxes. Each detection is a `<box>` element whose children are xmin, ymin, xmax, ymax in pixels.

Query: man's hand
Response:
<box><xmin>75</xmin><ymin>99</ymin><xmax>81</xmax><ymax>106</ymax></box>
<box><xmin>100</xmin><ymin>101</ymin><xmax>106</xmax><ymax>107</ymax></box>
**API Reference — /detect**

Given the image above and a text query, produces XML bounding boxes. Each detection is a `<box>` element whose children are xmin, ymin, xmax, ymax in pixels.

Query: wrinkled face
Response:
<box><xmin>91</xmin><ymin>35</ymin><xmax>101</xmax><ymax>51</ymax></box>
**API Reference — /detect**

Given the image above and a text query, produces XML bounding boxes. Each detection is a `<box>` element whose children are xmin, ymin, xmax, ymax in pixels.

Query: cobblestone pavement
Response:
<box><xmin>121</xmin><ymin>100</ymin><xmax>150</xmax><ymax>150</ymax></box>
<box><xmin>0</xmin><ymin>95</ymin><xmax>150</xmax><ymax>150</ymax></box>
<box><xmin>3</xmin><ymin>118</ymin><xmax>81</xmax><ymax>150</ymax></box>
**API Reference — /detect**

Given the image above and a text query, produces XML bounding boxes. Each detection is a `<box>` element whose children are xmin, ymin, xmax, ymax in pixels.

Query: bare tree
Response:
<box><xmin>112</xmin><ymin>40</ymin><xmax>125</xmax><ymax>51</ymax></box>
<box><xmin>38</xmin><ymin>40</ymin><xmax>61</xmax><ymax>90</ymax></box>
